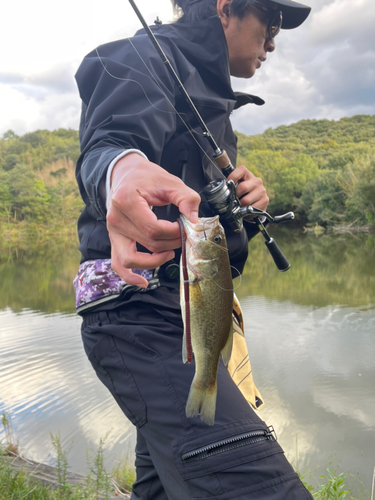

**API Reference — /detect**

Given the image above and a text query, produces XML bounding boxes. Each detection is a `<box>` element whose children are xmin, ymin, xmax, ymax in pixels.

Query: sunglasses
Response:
<box><xmin>251</xmin><ymin>1</ymin><xmax>283</xmax><ymax>39</ymax></box>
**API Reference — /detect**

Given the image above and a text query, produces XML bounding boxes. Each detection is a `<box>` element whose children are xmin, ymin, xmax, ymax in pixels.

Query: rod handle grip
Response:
<box><xmin>213</xmin><ymin>150</ymin><xmax>234</xmax><ymax>177</ymax></box>
<box><xmin>265</xmin><ymin>238</ymin><xmax>290</xmax><ymax>272</ymax></box>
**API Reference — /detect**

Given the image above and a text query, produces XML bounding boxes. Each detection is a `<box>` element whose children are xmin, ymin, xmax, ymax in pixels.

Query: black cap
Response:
<box><xmin>179</xmin><ymin>0</ymin><xmax>311</xmax><ymax>29</ymax></box>
<box><xmin>268</xmin><ymin>0</ymin><xmax>311</xmax><ymax>29</ymax></box>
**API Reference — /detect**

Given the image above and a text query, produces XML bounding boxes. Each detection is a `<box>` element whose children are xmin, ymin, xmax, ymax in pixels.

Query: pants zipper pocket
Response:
<box><xmin>181</xmin><ymin>426</ymin><xmax>277</xmax><ymax>464</ymax></box>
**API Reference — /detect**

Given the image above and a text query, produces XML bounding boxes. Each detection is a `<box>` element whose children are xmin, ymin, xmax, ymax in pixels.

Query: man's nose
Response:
<box><xmin>265</xmin><ymin>37</ymin><xmax>276</xmax><ymax>52</ymax></box>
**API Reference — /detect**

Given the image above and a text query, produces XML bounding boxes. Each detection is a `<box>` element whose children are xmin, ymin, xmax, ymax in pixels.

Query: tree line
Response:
<box><xmin>2</xmin><ymin>227</ymin><xmax>374</xmax><ymax>314</ymax></box>
<box><xmin>0</xmin><ymin>129</ymin><xmax>82</xmax><ymax>246</ymax></box>
<box><xmin>0</xmin><ymin>114</ymin><xmax>374</xmax><ymax>245</ymax></box>
<box><xmin>237</xmin><ymin>114</ymin><xmax>375</xmax><ymax>229</ymax></box>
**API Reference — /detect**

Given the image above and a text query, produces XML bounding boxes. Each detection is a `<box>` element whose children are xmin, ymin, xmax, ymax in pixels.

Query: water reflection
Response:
<box><xmin>239</xmin><ymin>228</ymin><xmax>375</xmax><ymax>307</ymax></box>
<box><xmin>0</xmin><ymin>240</ymin><xmax>80</xmax><ymax>314</ymax></box>
<box><xmin>243</xmin><ymin>297</ymin><xmax>375</xmax><ymax>486</ymax></box>
<box><xmin>0</xmin><ymin>308</ymin><xmax>135</xmax><ymax>473</ymax></box>
<box><xmin>0</xmin><ymin>230</ymin><xmax>374</xmax><ymax>490</ymax></box>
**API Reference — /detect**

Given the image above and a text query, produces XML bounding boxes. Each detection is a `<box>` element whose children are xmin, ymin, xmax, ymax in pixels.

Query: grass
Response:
<box><xmin>0</xmin><ymin>413</ymin><xmax>133</xmax><ymax>499</ymax></box>
<box><xmin>289</xmin><ymin>434</ymin><xmax>372</xmax><ymax>500</ymax></box>
<box><xmin>303</xmin><ymin>467</ymin><xmax>372</xmax><ymax>500</ymax></box>
<box><xmin>111</xmin><ymin>448</ymin><xmax>136</xmax><ymax>495</ymax></box>
<box><xmin>1</xmin><ymin>412</ymin><xmax>19</xmax><ymax>455</ymax></box>
<box><xmin>0</xmin><ymin>440</ymin><xmax>133</xmax><ymax>499</ymax></box>
<box><xmin>295</xmin><ymin>455</ymin><xmax>371</xmax><ymax>500</ymax></box>
<box><xmin>0</xmin><ymin>459</ymin><xmax>52</xmax><ymax>500</ymax></box>
<box><xmin>1</xmin><ymin>413</ymin><xmax>373</xmax><ymax>499</ymax></box>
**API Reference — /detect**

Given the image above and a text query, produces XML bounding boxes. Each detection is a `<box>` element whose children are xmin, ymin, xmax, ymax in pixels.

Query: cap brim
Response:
<box><xmin>271</xmin><ymin>0</ymin><xmax>311</xmax><ymax>29</ymax></box>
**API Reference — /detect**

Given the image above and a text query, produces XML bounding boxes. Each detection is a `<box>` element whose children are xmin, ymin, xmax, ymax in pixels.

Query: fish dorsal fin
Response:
<box><xmin>221</xmin><ymin>325</ymin><xmax>233</xmax><ymax>367</ymax></box>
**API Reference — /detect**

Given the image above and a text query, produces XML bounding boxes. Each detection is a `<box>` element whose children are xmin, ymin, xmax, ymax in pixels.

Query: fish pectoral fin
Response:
<box><xmin>188</xmin><ymin>268</ymin><xmax>198</xmax><ymax>284</ymax></box>
<box><xmin>221</xmin><ymin>326</ymin><xmax>233</xmax><ymax>367</ymax></box>
<box><xmin>182</xmin><ymin>330</ymin><xmax>187</xmax><ymax>363</ymax></box>
<box><xmin>189</xmin><ymin>282</ymin><xmax>203</xmax><ymax>305</ymax></box>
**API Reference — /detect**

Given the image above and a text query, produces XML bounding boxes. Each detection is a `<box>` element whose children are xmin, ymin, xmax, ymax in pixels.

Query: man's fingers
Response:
<box><xmin>109</xmin><ymin>231</ymin><xmax>175</xmax><ymax>286</ymax></box>
<box><xmin>177</xmin><ymin>202</ymin><xmax>199</xmax><ymax>224</ymax></box>
<box><xmin>107</xmin><ymin>155</ymin><xmax>201</xmax><ymax>283</ymax></box>
<box><xmin>111</xmin><ymin>185</ymin><xmax>200</xmax><ymax>239</ymax></box>
<box><xmin>240</xmin><ymin>190</ymin><xmax>269</xmax><ymax>211</ymax></box>
<box><xmin>107</xmin><ymin>208</ymin><xmax>181</xmax><ymax>253</ymax></box>
<box><xmin>110</xmin><ymin>155</ymin><xmax>201</xmax><ymax>229</ymax></box>
<box><xmin>163</xmin><ymin>186</ymin><xmax>201</xmax><ymax>225</ymax></box>
<box><xmin>236</xmin><ymin>179</ymin><xmax>264</xmax><ymax>199</ymax></box>
<box><xmin>227</xmin><ymin>166</ymin><xmax>269</xmax><ymax>211</ymax></box>
<box><xmin>227</xmin><ymin>165</ymin><xmax>249</xmax><ymax>184</ymax></box>
<box><xmin>238</xmin><ymin>184</ymin><xmax>269</xmax><ymax>211</ymax></box>
<box><xmin>111</xmin><ymin>251</ymin><xmax>149</xmax><ymax>288</ymax></box>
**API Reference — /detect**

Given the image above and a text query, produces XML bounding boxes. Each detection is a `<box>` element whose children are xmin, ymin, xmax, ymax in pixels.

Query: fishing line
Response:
<box><xmin>201</xmin><ymin>238</ymin><xmax>229</xmax><ymax>253</ymax></box>
<box><xmin>201</xmin><ymin>259</ymin><xmax>242</xmax><ymax>291</ymax></box>
<box><xmin>95</xmin><ymin>47</ymin><xmax>181</xmax><ymax>117</ymax></box>
<box><xmin>196</xmin><ymin>273</ymin><xmax>242</xmax><ymax>293</ymax></box>
<box><xmin>191</xmin><ymin>257</ymin><xmax>241</xmax><ymax>291</ymax></box>
<box><xmin>126</xmin><ymin>38</ymin><xmax>203</xmax><ymax>135</ymax></box>
<box><xmin>202</xmin><ymin>219</ymin><xmax>208</xmax><ymax>240</ymax></box>
<box><xmin>210</xmin><ymin>269</ymin><xmax>242</xmax><ymax>292</ymax></box>
<box><xmin>126</xmin><ymin>35</ymin><xmax>224</xmax><ymax>179</ymax></box>
<box><xmin>95</xmin><ymin>33</ymin><xmax>224</xmax><ymax>179</ymax></box>
<box><xmin>230</xmin><ymin>265</ymin><xmax>242</xmax><ymax>280</ymax></box>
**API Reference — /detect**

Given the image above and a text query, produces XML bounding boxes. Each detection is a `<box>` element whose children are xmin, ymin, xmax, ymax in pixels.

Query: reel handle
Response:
<box><xmin>265</xmin><ymin>238</ymin><xmax>290</xmax><ymax>272</ymax></box>
<box><xmin>212</xmin><ymin>149</ymin><xmax>292</xmax><ymax>272</ymax></box>
<box><xmin>273</xmin><ymin>212</ymin><xmax>295</xmax><ymax>224</ymax></box>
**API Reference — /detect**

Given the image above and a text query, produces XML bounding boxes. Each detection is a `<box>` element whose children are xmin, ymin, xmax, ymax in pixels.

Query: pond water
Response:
<box><xmin>0</xmin><ymin>229</ymin><xmax>374</xmax><ymax>493</ymax></box>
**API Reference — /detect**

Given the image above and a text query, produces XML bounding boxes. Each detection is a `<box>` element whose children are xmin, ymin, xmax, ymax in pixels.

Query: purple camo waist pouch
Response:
<box><xmin>73</xmin><ymin>259</ymin><xmax>154</xmax><ymax>313</ymax></box>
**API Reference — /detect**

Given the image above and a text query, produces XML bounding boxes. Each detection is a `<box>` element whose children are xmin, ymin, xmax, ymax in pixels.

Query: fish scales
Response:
<box><xmin>180</xmin><ymin>215</ymin><xmax>233</xmax><ymax>426</ymax></box>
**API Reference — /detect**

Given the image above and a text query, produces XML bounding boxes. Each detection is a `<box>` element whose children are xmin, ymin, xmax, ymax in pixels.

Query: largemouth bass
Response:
<box><xmin>179</xmin><ymin>215</ymin><xmax>233</xmax><ymax>426</ymax></box>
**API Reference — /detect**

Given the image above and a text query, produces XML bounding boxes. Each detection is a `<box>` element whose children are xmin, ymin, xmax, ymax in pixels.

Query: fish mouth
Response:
<box><xmin>179</xmin><ymin>215</ymin><xmax>220</xmax><ymax>241</ymax></box>
<box><xmin>179</xmin><ymin>215</ymin><xmax>222</xmax><ymax>280</ymax></box>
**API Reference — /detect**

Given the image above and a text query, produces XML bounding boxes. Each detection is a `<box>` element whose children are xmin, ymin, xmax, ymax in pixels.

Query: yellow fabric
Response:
<box><xmin>227</xmin><ymin>295</ymin><xmax>265</xmax><ymax>410</ymax></box>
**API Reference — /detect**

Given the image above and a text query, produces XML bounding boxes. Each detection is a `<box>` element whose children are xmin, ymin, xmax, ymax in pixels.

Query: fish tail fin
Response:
<box><xmin>186</xmin><ymin>379</ymin><xmax>217</xmax><ymax>426</ymax></box>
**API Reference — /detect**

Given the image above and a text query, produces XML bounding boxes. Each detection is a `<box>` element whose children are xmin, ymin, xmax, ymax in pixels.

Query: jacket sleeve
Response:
<box><xmin>75</xmin><ymin>36</ymin><xmax>178</xmax><ymax>218</ymax></box>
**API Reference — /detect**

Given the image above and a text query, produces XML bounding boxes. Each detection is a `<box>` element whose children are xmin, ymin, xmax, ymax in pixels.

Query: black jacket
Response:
<box><xmin>75</xmin><ymin>15</ymin><xmax>262</xmax><ymax>275</ymax></box>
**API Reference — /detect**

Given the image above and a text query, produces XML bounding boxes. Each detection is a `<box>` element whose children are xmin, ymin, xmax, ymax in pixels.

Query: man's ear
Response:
<box><xmin>217</xmin><ymin>0</ymin><xmax>233</xmax><ymax>28</ymax></box>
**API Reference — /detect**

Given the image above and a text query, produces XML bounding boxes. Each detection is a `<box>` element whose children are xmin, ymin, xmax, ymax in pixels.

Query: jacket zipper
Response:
<box><xmin>181</xmin><ymin>426</ymin><xmax>277</xmax><ymax>464</ymax></box>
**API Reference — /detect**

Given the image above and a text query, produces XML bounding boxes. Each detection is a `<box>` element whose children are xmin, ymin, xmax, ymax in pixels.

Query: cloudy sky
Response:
<box><xmin>2</xmin><ymin>0</ymin><xmax>374</xmax><ymax>137</ymax></box>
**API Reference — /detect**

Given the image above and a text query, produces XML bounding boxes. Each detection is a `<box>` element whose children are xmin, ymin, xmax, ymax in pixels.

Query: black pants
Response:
<box><xmin>81</xmin><ymin>290</ymin><xmax>312</xmax><ymax>500</ymax></box>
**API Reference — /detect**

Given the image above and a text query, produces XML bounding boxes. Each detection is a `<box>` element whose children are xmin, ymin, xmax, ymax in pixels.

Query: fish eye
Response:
<box><xmin>213</xmin><ymin>235</ymin><xmax>222</xmax><ymax>244</ymax></box>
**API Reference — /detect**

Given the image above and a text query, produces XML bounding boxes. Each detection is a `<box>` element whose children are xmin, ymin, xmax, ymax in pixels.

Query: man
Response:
<box><xmin>74</xmin><ymin>0</ymin><xmax>312</xmax><ymax>498</ymax></box>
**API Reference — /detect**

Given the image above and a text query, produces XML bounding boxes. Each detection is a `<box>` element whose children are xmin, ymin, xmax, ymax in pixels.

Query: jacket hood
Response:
<box><xmin>136</xmin><ymin>15</ymin><xmax>236</xmax><ymax>102</ymax></box>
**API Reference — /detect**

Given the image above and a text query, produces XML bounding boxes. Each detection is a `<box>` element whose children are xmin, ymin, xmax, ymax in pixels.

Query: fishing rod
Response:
<box><xmin>127</xmin><ymin>0</ymin><xmax>293</xmax><ymax>272</ymax></box>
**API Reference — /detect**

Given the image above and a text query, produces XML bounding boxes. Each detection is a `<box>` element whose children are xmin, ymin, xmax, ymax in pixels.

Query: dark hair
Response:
<box><xmin>171</xmin><ymin>0</ymin><xmax>257</xmax><ymax>23</ymax></box>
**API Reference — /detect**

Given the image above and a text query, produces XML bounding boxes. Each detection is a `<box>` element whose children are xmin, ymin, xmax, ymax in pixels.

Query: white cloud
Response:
<box><xmin>1</xmin><ymin>0</ymin><xmax>176</xmax><ymax>136</ymax></box>
<box><xmin>231</xmin><ymin>0</ymin><xmax>375</xmax><ymax>134</ymax></box>
<box><xmin>231</xmin><ymin>42</ymin><xmax>319</xmax><ymax>134</ymax></box>
<box><xmin>309</xmin><ymin>0</ymin><xmax>375</xmax><ymax>46</ymax></box>
<box><xmin>0</xmin><ymin>64</ymin><xmax>77</xmax><ymax>100</ymax></box>
<box><xmin>0</xmin><ymin>84</ymin><xmax>80</xmax><ymax>135</ymax></box>
<box><xmin>1</xmin><ymin>0</ymin><xmax>375</xmax><ymax>137</ymax></box>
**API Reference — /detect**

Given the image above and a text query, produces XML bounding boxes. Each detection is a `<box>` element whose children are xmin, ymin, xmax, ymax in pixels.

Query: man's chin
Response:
<box><xmin>231</xmin><ymin>66</ymin><xmax>256</xmax><ymax>79</ymax></box>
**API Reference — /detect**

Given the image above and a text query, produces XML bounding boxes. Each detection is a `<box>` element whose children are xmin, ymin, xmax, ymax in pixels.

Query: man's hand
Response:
<box><xmin>107</xmin><ymin>154</ymin><xmax>201</xmax><ymax>288</ymax></box>
<box><xmin>227</xmin><ymin>165</ymin><xmax>269</xmax><ymax>214</ymax></box>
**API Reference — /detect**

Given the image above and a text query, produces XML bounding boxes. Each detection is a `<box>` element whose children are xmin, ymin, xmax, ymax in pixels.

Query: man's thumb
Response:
<box><xmin>178</xmin><ymin>195</ymin><xmax>200</xmax><ymax>224</ymax></box>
